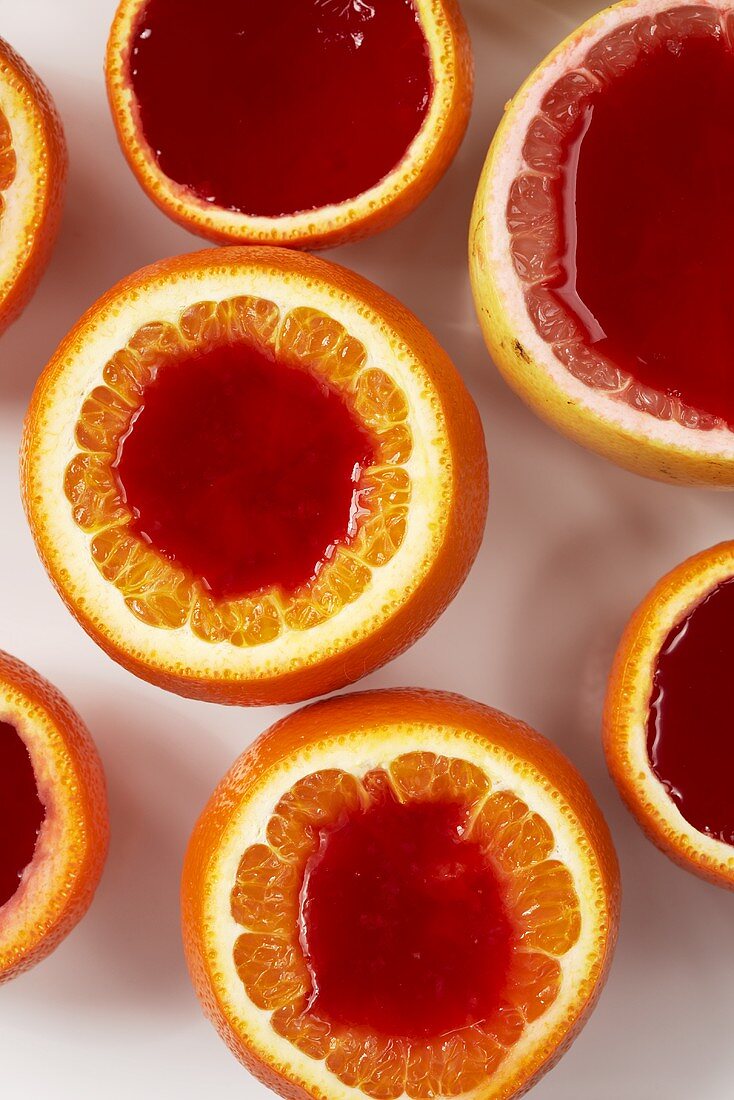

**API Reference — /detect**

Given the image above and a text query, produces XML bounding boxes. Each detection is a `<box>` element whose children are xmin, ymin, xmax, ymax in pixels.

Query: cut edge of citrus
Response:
<box><xmin>603</xmin><ymin>540</ymin><xmax>734</xmax><ymax>888</ymax></box>
<box><xmin>184</xmin><ymin>690</ymin><xmax>619</xmax><ymax>1100</ymax></box>
<box><xmin>469</xmin><ymin>0</ymin><xmax>734</xmax><ymax>486</ymax></box>
<box><xmin>22</xmin><ymin>248</ymin><xmax>487</xmax><ymax>704</ymax></box>
<box><xmin>0</xmin><ymin>651</ymin><xmax>108</xmax><ymax>981</ymax></box>
<box><xmin>0</xmin><ymin>36</ymin><xmax>66</xmax><ymax>333</ymax></box>
<box><xmin>106</xmin><ymin>0</ymin><xmax>473</xmax><ymax>249</ymax></box>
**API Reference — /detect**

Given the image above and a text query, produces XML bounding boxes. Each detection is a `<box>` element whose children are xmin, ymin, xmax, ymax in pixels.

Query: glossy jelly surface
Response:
<box><xmin>114</xmin><ymin>342</ymin><xmax>375</xmax><ymax>600</ymax></box>
<box><xmin>299</xmin><ymin>799</ymin><xmax>514</xmax><ymax>1038</ymax></box>
<box><xmin>647</xmin><ymin>577</ymin><xmax>734</xmax><ymax>844</ymax></box>
<box><xmin>559</xmin><ymin>32</ymin><xmax>734</xmax><ymax>425</ymax></box>
<box><xmin>0</xmin><ymin>721</ymin><xmax>45</xmax><ymax>908</ymax></box>
<box><xmin>129</xmin><ymin>0</ymin><xmax>433</xmax><ymax>217</ymax></box>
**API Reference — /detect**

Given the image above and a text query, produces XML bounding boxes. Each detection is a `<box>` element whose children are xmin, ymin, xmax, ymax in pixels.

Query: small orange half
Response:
<box><xmin>183</xmin><ymin>688</ymin><xmax>619</xmax><ymax>1100</ymax></box>
<box><xmin>0</xmin><ymin>36</ymin><xmax>66</xmax><ymax>336</ymax></box>
<box><xmin>0</xmin><ymin>650</ymin><xmax>108</xmax><ymax>982</ymax></box>
<box><xmin>105</xmin><ymin>0</ymin><xmax>473</xmax><ymax>249</ymax></box>
<box><xmin>604</xmin><ymin>541</ymin><xmax>734</xmax><ymax>888</ymax></box>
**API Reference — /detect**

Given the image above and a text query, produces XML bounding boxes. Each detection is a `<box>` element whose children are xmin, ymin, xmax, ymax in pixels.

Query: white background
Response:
<box><xmin>0</xmin><ymin>1</ymin><xmax>732</xmax><ymax>1096</ymax></box>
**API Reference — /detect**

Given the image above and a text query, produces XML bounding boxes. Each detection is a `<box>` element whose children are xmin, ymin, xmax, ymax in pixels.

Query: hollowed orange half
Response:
<box><xmin>604</xmin><ymin>541</ymin><xmax>734</xmax><ymax>888</ymax></box>
<box><xmin>106</xmin><ymin>0</ymin><xmax>473</xmax><ymax>249</ymax></box>
<box><xmin>22</xmin><ymin>248</ymin><xmax>487</xmax><ymax>706</ymax></box>
<box><xmin>0</xmin><ymin>650</ymin><xmax>108</xmax><ymax>982</ymax></box>
<box><xmin>0</xmin><ymin>36</ymin><xmax>66</xmax><ymax>335</ymax></box>
<box><xmin>183</xmin><ymin>689</ymin><xmax>619</xmax><ymax>1099</ymax></box>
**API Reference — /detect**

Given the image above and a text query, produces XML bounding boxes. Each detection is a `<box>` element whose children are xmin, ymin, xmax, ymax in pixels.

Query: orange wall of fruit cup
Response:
<box><xmin>1</xmin><ymin>1</ymin><xmax>733</xmax><ymax>1099</ymax></box>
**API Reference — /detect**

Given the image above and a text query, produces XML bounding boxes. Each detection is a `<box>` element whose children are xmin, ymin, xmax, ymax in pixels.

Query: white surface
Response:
<box><xmin>0</xmin><ymin>1</ymin><xmax>732</xmax><ymax>1097</ymax></box>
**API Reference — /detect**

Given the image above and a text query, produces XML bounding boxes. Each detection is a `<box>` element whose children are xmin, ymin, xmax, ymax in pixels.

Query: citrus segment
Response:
<box><xmin>604</xmin><ymin>541</ymin><xmax>734</xmax><ymax>886</ymax></box>
<box><xmin>0</xmin><ymin>721</ymin><xmax>44</xmax><ymax>909</ymax></box>
<box><xmin>0</xmin><ymin>37</ymin><xmax>66</xmax><ymax>335</ymax></box>
<box><xmin>106</xmin><ymin>0</ymin><xmax>473</xmax><ymax>247</ymax></box>
<box><xmin>182</xmin><ymin>689</ymin><xmax>619</xmax><ymax>1098</ymax></box>
<box><xmin>471</xmin><ymin>0</ymin><xmax>734</xmax><ymax>484</ymax></box>
<box><xmin>25</xmin><ymin>249</ymin><xmax>487</xmax><ymax>705</ymax></box>
<box><xmin>0</xmin><ymin>651</ymin><xmax>108</xmax><ymax>982</ymax></box>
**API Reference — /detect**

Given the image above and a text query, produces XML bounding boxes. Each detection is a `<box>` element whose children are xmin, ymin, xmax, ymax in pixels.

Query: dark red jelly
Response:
<box><xmin>299</xmin><ymin>799</ymin><xmax>514</xmax><ymax>1038</ymax></box>
<box><xmin>114</xmin><ymin>343</ymin><xmax>375</xmax><ymax>600</ymax></box>
<box><xmin>647</xmin><ymin>577</ymin><xmax>734</xmax><ymax>844</ymax></box>
<box><xmin>0</xmin><ymin>721</ymin><xmax>44</xmax><ymax>908</ymax></box>
<box><xmin>129</xmin><ymin>0</ymin><xmax>433</xmax><ymax>217</ymax></box>
<box><xmin>558</xmin><ymin>31</ymin><xmax>734</xmax><ymax>424</ymax></box>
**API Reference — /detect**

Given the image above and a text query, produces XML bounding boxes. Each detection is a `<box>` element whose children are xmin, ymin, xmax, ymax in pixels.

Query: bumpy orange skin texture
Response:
<box><xmin>469</xmin><ymin>0</ymin><xmax>734</xmax><ymax>487</ymax></box>
<box><xmin>105</xmin><ymin>0</ymin><xmax>473</xmax><ymax>249</ymax></box>
<box><xmin>22</xmin><ymin>247</ymin><xmax>488</xmax><ymax>706</ymax></box>
<box><xmin>604</xmin><ymin>540</ymin><xmax>734</xmax><ymax>888</ymax></box>
<box><xmin>182</xmin><ymin>689</ymin><xmax>620</xmax><ymax>1100</ymax></box>
<box><xmin>0</xmin><ymin>651</ymin><xmax>108</xmax><ymax>982</ymax></box>
<box><xmin>0</xmin><ymin>37</ymin><xmax>66</xmax><ymax>335</ymax></box>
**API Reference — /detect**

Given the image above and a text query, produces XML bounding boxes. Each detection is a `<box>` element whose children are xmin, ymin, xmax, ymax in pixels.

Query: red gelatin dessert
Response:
<box><xmin>114</xmin><ymin>342</ymin><xmax>375</xmax><ymax>600</ymax></box>
<box><xmin>106</xmin><ymin>0</ymin><xmax>473</xmax><ymax>247</ymax></box>
<box><xmin>300</xmin><ymin>799</ymin><xmax>513</xmax><ymax>1039</ymax></box>
<box><xmin>606</xmin><ymin>540</ymin><xmax>734</xmax><ymax>887</ymax></box>
<box><xmin>472</xmin><ymin>1</ymin><xmax>734</xmax><ymax>486</ymax></box>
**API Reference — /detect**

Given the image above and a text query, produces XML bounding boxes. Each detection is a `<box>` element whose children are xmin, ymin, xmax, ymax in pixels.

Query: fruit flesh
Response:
<box><xmin>300</xmin><ymin>799</ymin><xmax>514</xmax><ymax>1038</ymax></box>
<box><xmin>0</xmin><ymin>721</ymin><xmax>44</xmax><ymax>908</ymax></box>
<box><xmin>509</xmin><ymin>8</ymin><xmax>734</xmax><ymax>429</ymax></box>
<box><xmin>113</xmin><ymin>342</ymin><xmax>375</xmax><ymax>600</ymax></box>
<box><xmin>129</xmin><ymin>0</ymin><xmax>433</xmax><ymax>217</ymax></box>
<box><xmin>648</xmin><ymin>577</ymin><xmax>734</xmax><ymax>845</ymax></box>
<box><xmin>229</xmin><ymin>751</ymin><xmax>583</xmax><ymax>1096</ymax></box>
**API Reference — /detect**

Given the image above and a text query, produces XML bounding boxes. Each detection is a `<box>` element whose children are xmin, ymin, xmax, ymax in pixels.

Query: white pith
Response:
<box><xmin>612</xmin><ymin>545</ymin><xmax>734</xmax><ymax>876</ymax></box>
<box><xmin>0</xmin><ymin>55</ymin><xmax>50</xmax><ymax>306</ymax></box>
<box><xmin>0</xmin><ymin>681</ymin><xmax>84</xmax><ymax>966</ymax></box>
<box><xmin>25</xmin><ymin>262</ymin><xmax>452</xmax><ymax>684</ymax></box>
<box><xmin>107</xmin><ymin>0</ymin><xmax>461</xmax><ymax>242</ymax></box>
<box><xmin>472</xmin><ymin>0</ymin><xmax>734</xmax><ymax>462</ymax></box>
<box><xmin>204</xmin><ymin>723</ymin><xmax>612</xmax><ymax>1100</ymax></box>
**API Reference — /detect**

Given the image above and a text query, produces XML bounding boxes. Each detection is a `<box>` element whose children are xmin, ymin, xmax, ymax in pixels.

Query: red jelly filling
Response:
<box><xmin>299</xmin><ymin>799</ymin><xmax>514</xmax><ymax>1038</ymax></box>
<box><xmin>556</xmin><ymin>27</ymin><xmax>734</xmax><ymax>424</ymax></box>
<box><xmin>129</xmin><ymin>0</ymin><xmax>433</xmax><ymax>217</ymax></box>
<box><xmin>0</xmin><ymin>721</ymin><xmax>45</xmax><ymax>908</ymax></box>
<box><xmin>114</xmin><ymin>343</ymin><xmax>375</xmax><ymax>601</ymax></box>
<box><xmin>647</xmin><ymin>578</ymin><xmax>734</xmax><ymax>845</ymax></box>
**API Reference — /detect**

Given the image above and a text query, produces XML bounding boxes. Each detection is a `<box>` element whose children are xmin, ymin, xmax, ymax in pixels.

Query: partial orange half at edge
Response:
<box><xmin>0</xmin><ymin>36</ymin><xmax>66</xmax><ymax>336</ymax></box>
<box><xmin>183</xmin><ymin>689</ymin><xmax>620</xmax><ymax>1100</ymax></box>
<box><xmin>0</xmin><ymin>650</ymin><xmax>108</xmax><ymax>982</ymax></box>
<box><xmin>22</xmin><ymin>247</ymin><xmax>488</xmax><ymax>706</ymax></box>
<box><xmin>604</xmin><ymin>541</ymin><xmax>734</xmax><ymax>889</ymax></box>
<box><xmin>105</xmin><ymin>0</ymin><xmax>473</xmax><ymax>249</ymax></box>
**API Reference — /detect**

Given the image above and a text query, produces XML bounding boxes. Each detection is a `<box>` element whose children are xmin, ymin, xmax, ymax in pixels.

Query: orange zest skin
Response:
<box><xmin>0</xmin><ymin>37</ymin><xmax>66</xmax><ymax>336</ymax></box>
<box><xmin>21</xmin><ymin>247</ymin><xmax>488</xmax><ymax>706</ymax></box>
<box><xmin>182</xmin><ymin>689</ymin><xmax>620</xmax><ymax>1100</ymax></box>
<box><xmin>105</xmin><ymin>0</ymin><xmax>473</xmax><ymax>249</ymax></box>
<box><xmin>604</xmin><ymin>540</ymin><xmax>734</xmax><ymax>889</ymax></box>
<box><xmin>0</xmin><ymin>650</ymin><xmax>108</xmax><ymax>982</ymax></box>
